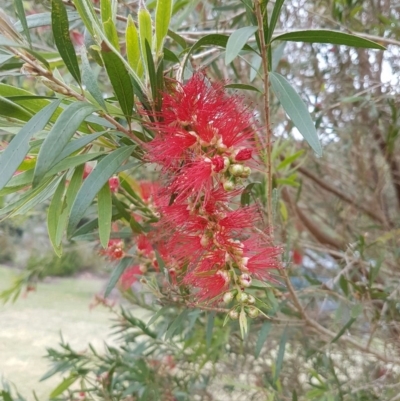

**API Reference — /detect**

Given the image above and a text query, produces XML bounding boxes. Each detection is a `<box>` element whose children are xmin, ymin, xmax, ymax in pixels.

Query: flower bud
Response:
<box><xmin>229</xmin><ymin>164</ymin><xmax>244</xmax><ymax>177</ymax></box>
<box><xmin>235</xmin><ymin>148</ymin><xmax>252</xmax><ymax>161</ymax></box>
<box><xmin>223</xmin><ymin>291</ymin><xmax>234</xmax><ymax>304</ymax></box>
<box><xmin>247</xmin><ymin>295</ymin><xmax>256</xmax><ymax>305</ymax></box>
<box><xmin>229</xmin><ymin>310</ymin><xmax>239</xmax><ymax>320</ymax></box>
<box><xmin>223</xmin><ymin>180</ymin><xmax>235</xmax><ymax>191</ymax></box>
<box><xmin>247</xmin><ymin>307</ymin><xmax>259</xmax><ymax>318</ymax></box>
<box><xmin>108</xmin><ymin>176</ymin><xmax>120</xmax><ymax>192</ymax></box>
<box><xmin>239</xmin><ymin>274</ymin><xmax>252</xmax><ymax>287</ymax></box>
<box><xmin>241</xmin><ymin>166</ymin><xmax>251</xmax><ymax>178</ymax></box>
<box><xmin>236</xmin><ymin>292</ymin><xmax>248</xmax><ymax>303</ymax></box>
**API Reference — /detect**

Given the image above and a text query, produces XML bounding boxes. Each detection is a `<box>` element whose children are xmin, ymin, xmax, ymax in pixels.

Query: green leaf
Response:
<box><xmin>276</xmin><ymin>150</ymin><xmax>305</xmax><ymax>170</ymax></box>
<box><xmin>55</xmin><ymin>165</ymin><xmax>84</xmax><ymax>247</ymax></box>
<box><xmin>182</xmin><ymin>34</ymin><xmax>256</xmax><ymax>76</ymax></box>
<box><xmin>33</xmin><ymin>102</ymin><xmax>96</xmax><ymax>187</ymax></box>
<box><xmin>100</xmin><ymin>0</ymin><xmax>113</xmax><ymax>24</ymax></box>
<box><xmin>126</xmin><ymin>15</ymin><xmax>142</xmax><ymax>75</ymax></box>
<box><xmin>255</xmin><ymin>321</ymin><xmax>272</xmax><ymax>358</ymax></box>
<box><xmin>67</xmin><ymin>146</ymin><xmax>134</xmax><ymax>237</ymax></box>
<box><xmin>145</xmin><ymin>40</ymin><xmax>157</xmax><ymax>102</ymax></box>
<box><xmin>13</xmin><ymin>0</ymin><xmax>31</xmax><ymax>46</ymax></box>
<box><xmin>0</xmin><ymin>99</ymin><xmax>60</xmax><ymax>191</ymax></box>
<box><xmin>81</xmin><ymin>47</ymin><xmax>107</xmax><ymax>110</ymax></box>
<box><xmin>267</xmin><ymin>0</ymin><xmax>285</xmax><ymax>43</ymax></box>
<box><xmin>14</xmin><ymin>11</ymin><xmax>80</xmax><ymax>31</ymax></box>
<box><xmin>331</xmin><ymin>317</ymin><xmax>357</xmax><ymax>343</ymax></box>
<box><xmin>51</xmin><ymin>0</ymin><xmax>81</xmax><ymax>84</ymax></box>
<box><xmin>47</xmin><ymin>174</ymin><xmax>67</xmax><ymax>256</ymax></box>
<box><xmin>165</xmin><ymin>310</ymin><xmax>189</xmax><ymax>340</ymax></box>
<box><xmin>54</xmin><ymin>131</ymin><xmax>106</xmax><ymax>164</ymax></box>
<box><xmin>101</xmin><ymin>43</ymin><xmax>134</xmax><ymax>120</ymax></box>
<box><xmin>206</xmin><ymin>312</ymin><xmax>215</xmax><ymax>347</ymax></box>
<box><xmin>10</xmin><ymin>176</ymin><xmax>62</xmax><ymax>217</ymax></box>
<box><xmin>98</xmin><ymin>183</ymin><xmax>112</xmax><ymax>248</ymax></box>
<box><xmin>225</xmin><ymin>83</ymin><xmax>261</xmax><ymax>92</ymax></box>
<box><xmin>138</xmin><ymin>6</ymin><xmax>153</xmax><ymax>63</ymax></box>
<box><xmin>155</xmin><ymin>0</ymin><xmax>173</xmax><ymax>54</ymax></box>
<box><xmin>0</xmin><ymin>96</ymin><xmax>33</xmax><ymax>121</ymax></box>
<box><xmin>49</xmin><ymin>374</ymin><xmax>78</xmax><ymax>399</ymax></box>
<box><xmin>273</xmin><ymin>30</ymin><xmax>386</xmax><ymax>50</ymax></box>
<box><xmin>167</xmin><ymin>29</ymin><xmax>187</xmax><ymax>49</ymax></box>
<box><xmin>104</xmin><ymin>18</ymin><xmax>120</xmax><ymax>51</ymax></box>
<box><xmin>270</xmin><ymin>72</ymin><xmax>322</xmax><ymax>156</ymax></box>
<box><xmin>104</xmin><ymin>257</ymin><xmax>131</xmax><ymax>297</ymax></box>
<box><xmin>225</xmin><ymin>26</ymin><xmax>258</xmax><ymax>65</ymax></box>
<box><xmin>274</xmin><ymin>326</ymin><xmax>288</xmax><ymax>383</ymax></box>
<box><xmin>73</xmin><ymin>0</ymin><xmax>100</xmax><ymax>37</ymax></box>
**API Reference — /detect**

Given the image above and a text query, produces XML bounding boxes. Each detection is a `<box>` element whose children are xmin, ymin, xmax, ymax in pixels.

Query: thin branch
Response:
<box><xmin>255</xmin><ymin>1</ymin><xmax>273</xmax><ymax>233</ymax></box>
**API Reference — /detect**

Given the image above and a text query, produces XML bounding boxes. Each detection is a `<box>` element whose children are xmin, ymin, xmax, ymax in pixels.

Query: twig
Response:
<box><xmin>255</xmin><ymin>1</ymin><xmax>274</xmax><ymax>234</ymax></box>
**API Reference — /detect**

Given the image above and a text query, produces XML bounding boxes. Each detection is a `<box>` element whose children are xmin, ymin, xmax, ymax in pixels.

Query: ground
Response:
<box><xmin>0</xmin><ymin>266</ymin><xmax>113</xmax><ymax>400</ymax></box>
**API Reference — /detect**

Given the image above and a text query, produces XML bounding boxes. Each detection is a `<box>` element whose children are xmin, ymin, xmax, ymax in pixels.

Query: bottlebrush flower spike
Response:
<box><xmin>140</xmin><ymin>72</ymin><xmax>282</xmax><ymax>304</ymax></box>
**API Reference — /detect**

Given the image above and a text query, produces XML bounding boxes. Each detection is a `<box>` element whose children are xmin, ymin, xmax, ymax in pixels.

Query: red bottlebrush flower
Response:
<box><xmin>189</xmin><ymin>270</ymin><xmax>230</xmax><ymax>302</ymax></box>
<box><xmin>83</xmin><ymin>164</ymin><xmax>92</xmax><ymax>179</ymax></box>
<box><xmin>241</xmin><ymin>246</ymin><xmax>282</xmax><ymax>280</ymax></box>
<box><xmin>108</xmin><ymin>176</ymin><xmax>120</xmax><ymax>192</ymax></box>
<box><xmin>292</xmin><ymin>248</ymin><xmax>303</xmax><ymax>265</ymax></box>
<box><xmin>100</xmin><ymin>239</ymin><xmax>124</xmax><ymax>260</ymax></box>
<box><xmin>119</xmin><ymin>265</ymin><xmax>142</xmax><ymax>290</ymax></box>
<box><xmin>137</xmin><ymin>234</ymin><xmax>153</xmax><ymax>256</ymax></box>
<box><xmin>169</xmin><ymin>158</ymin><xmax>214</xmax><ymax>201</ymax></box>
<box><xmin>235</xmin><ymin>148</ymin><xmax>253</xmax><ymax>161</ymax></box>
<box><xmin>218</xmin><ymin>206</ymin><xmax>259</xmax><ymax>232</ymax></box>
<box><xmin>145</xmin><ymin>127</ymin><xmax>197</xmax><ymax>168</ymax></box>
<box><xmin>139</xmin><ymin>181</ymin><xmax>160</xmax><ymax>203</ymax></box>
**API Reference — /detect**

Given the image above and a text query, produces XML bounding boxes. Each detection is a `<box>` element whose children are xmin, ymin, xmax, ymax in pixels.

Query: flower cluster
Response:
<box><xmin>142</xmin><ymin>73</ymin><xmax>282</xmax><ymax>304</ymax></box>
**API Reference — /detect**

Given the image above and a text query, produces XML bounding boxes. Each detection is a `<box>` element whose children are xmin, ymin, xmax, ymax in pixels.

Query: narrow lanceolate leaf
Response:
<box><xmin>49</xmin><ymin>374</ymin><xmax>78</xmax><ymax>399</ymax></box>
<box><xmin>13</xmin><ymin>0</ymin><xmax>31</xmax><ymax>46</ymax></box>
<box><xmin>51</xmin><ymin>0</ymin><xmax>81</xmax><ymax>84</ymax></box>
<box><xmin>273</xmin><ymin>30</ymin><xmax>386</xmax><ymax>50</ymax></box>
<box><xmin>47</xmin><ymin>174</ymin><xmax>67</xmax><ymax>256</ymax></box>
<box><xmin>67</xmin><ymin>146</ymin><xmax>134</xmax><ymax>237</ymax></box>
<box><xmin>155</xmin><ymin>0</ymin><xmax>172</xmax><ymax>54</ymax></box>
<box><xmin>225</xmin><ymin>83</ymin><xmax>261</xmax><ymax>92</ymax></box>
<box><xmin>270</xmin><ymin>72</ymin><xmax>322</xmax><ymax>156</ymax></box>
<box><xmin>102</xmin><ymin>42</ymin><xmax>134</xmax><ymax>120</ymax></box>
<box><xmin>126</xmin><ymin>15</ymin><xmax>142</xmax><ymax>75</ymax></box>
<box><xmin>100</xmin><ymin>0</ymin><xmax>113</xmax><ymax>23</ymax></box>
<box><xmin>255</xmin><ymin>321</ymin><xmax>272</xmax><ymax>358</ymax></box>
<box><xmin>331</xmin><ymin>317</ymin><xmax>357</xmax><ymax>343</ymax></box>
<box><xmin>104</xmin><ymin>18</ymin><xmax>120</xmax><ymax>50</ymax></box>
<box><xmin>104</xmin><ymin>257</ymin><xmax>131</xmax><ymax>297</ymax></box>
<box><xmin>138</xmin><ymin>6</ymin><xmax>153</xmax><ymax>66</ymax></box>
<box><xmin>0</xmin><ymin>99</ymin><xmax>60</xmax><ymax>191</ymax></box>
<box><xmin>225</xmin><ymin>26</ymin><xmax>258</xmax><ymax>65</ymax></box>
<box><xmin>0</xmin><ymin>96</ymin><xmax>33</xmax><ymax>121</ymax></box>
<box><xmin>56</xmin><ymin>165</ymin><xmax>84</xmax><ymax>247</ymax></box>
<box><xmin>33</xmin><ymin>102</ymin><xmax>96</xmax><ymax>187</ymax></box>
<box><xmin>73</xmin><ymin>0</ymin><xmax>101</xmax><ymax>37</ymax></box>
<box><xmin>81</xmin><ymin>47</ymin><xmax>107</xmax><ymax>110</ymax></box>
<box><xmin>98</xmin><ymin>183</ymin><xmax>112</xmax><ymax>248</ymax></box>
<box><xmin>267</xmin><ymin>0</ymin><xmax>285</xmax><ymax>43</ymax></box>
<box><xmin>14</xmin><ymin>11</ymin><xmax>80</xmax><ymax>31</ymax></box>
<box><xmin>274</xmin><ymin>326</ymin><xmax>288</xmax><ymax>383</ymax></box>
<box><xmin>182</xmin><ymin>34</ymin><xmax>256</xmax><ymax>75</ymax></box>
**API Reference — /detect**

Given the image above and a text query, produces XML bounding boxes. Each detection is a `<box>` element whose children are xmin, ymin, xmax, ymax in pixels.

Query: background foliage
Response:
<box><xmin>0</xmin><ymin>0</ymin><xmax>400</xmax><ymax>400</ymax></box>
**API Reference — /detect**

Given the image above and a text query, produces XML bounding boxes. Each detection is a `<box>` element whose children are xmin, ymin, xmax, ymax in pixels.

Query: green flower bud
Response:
<box><xmin>229</xmin><ymin>164</ymin><xmax>244</xmax><ymax>177</ymax></box>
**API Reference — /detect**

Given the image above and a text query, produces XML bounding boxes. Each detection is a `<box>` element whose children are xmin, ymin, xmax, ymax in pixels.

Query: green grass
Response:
<box><xmin>0</xmin><ymin>266</ymin><xmax>114</xmax><ymax>400</ymax></box>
